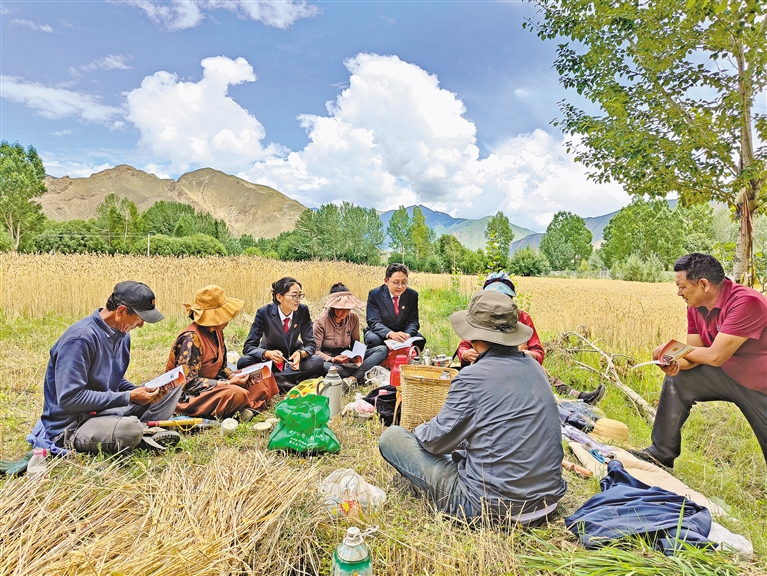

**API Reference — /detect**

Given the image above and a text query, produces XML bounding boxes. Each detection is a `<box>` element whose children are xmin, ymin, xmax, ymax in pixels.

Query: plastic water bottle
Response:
<box><xmin>27</xmin><ymin>448</ymin><xmax>49</xmax><ymax>477</ymax></box>
<box><xmin>423</xmin><ymin>349</ymin><xmax>431</xmax><ymax>366</ymax></box>
<box><xmin>332</xmin><ymin>527</ymin><xmax>373</xmax><ymax>575</ymax></box>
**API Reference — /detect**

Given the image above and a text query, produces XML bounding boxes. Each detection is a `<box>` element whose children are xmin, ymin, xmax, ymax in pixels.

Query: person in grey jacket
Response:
<box><xmin>379</xmin><ymin>290</ymin><xmax>567</xmax><ymax>524</ymax></box>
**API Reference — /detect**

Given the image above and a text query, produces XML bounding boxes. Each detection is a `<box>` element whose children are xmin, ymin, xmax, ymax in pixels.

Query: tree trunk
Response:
<box><xmin>732</xmin><ymin>42</ymin><xmax>757</xmax><ymax>286</ymax></box>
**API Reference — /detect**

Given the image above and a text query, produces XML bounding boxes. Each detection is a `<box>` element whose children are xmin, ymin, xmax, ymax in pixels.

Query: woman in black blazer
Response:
<box><xmin>238</xmin><ymin>277</ymin><xmax>325</xmax><ymax>391</ymax></box>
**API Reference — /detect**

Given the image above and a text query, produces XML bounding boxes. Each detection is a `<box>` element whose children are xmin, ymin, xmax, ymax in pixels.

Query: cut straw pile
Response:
<box><xmin>0</xmin><ymin>448</ymin><xmax>326</xmax><ymax>575</ymax></box>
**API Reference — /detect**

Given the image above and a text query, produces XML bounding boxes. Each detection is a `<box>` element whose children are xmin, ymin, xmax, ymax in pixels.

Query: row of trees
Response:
<box><xmin>4</xmin><ymin>141</ymin><xmax>759</xmax><ymax>280</ymax></box>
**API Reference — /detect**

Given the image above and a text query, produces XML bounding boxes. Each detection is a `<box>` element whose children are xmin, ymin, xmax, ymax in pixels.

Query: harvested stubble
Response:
<box><xmin>0</xmin><ymin>253</ymin><xmax>477</xmax><ymax>320</ymax></box>
<box><xmin>0</xmin><ymin>448</ymin><xmax>326</xmax><ymax>576</ymax></box>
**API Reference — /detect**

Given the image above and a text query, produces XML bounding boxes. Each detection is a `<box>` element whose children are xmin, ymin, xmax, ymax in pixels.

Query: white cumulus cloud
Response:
<box><xmin>11</xmin><ymin>19</ymin><xmax>53</xmax><ymax>33</ymax></box>
<box><xmin>0</xmin><ymin>76</ymin><xmax>124</xmax><ymax>125</ymax></box>
<box><xmin>29</xmin><ymin>53</ymin><xmax>629</xmax><ymax>229</ymax></box>
<box><xmin>119</xmin><ymin>0</ymin><xmax>318</xmax><ymax>30</ymax></box>
<box><xmin>125</xmin><ymin>56</ymin><xmax>285</xmax><ymax>173</ymax></box>
<box><xmin>242</xmin><ymin>53</ymin><xmax>629</xmax><ymax>226</ymax></box>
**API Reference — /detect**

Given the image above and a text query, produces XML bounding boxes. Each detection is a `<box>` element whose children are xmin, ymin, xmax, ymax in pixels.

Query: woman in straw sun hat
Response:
<box><xmin>313</xmin><ymin>282</ymin><xmax>390</xmax><ymax>390</ymax></box>
<box><xmin>166</xmin><ymin>285</ymin><xmax>278</xmax><ymax>421</ymax></box>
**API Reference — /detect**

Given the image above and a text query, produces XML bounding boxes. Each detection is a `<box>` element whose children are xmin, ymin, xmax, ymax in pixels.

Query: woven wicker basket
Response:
<box><xmin>399</xmin><ymin>364</ymin><xmax>458</xmax><ymax>430</ymax></box>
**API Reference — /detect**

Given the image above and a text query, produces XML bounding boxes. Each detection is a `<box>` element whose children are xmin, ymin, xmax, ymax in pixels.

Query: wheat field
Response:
<box><xmin>2</xmin><ymin>254</ymin><xmax>765</xmax><ymax>575</ymax></box>
<box><xmin>0</xmin><ymin>253</ymin><xmax>685</xmax><ymax>352</ymax></box>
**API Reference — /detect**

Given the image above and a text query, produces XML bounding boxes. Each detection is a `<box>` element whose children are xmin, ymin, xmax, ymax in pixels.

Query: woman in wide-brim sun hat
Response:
<box><xmin>313</xmin><ymin>282</ymin><xmax>386</xmax><ymax>390</ymax></box>
<box><xmin>166</xmin><ymin>285</ymin><xmax>278</xmax><ymax>420</ymax></box>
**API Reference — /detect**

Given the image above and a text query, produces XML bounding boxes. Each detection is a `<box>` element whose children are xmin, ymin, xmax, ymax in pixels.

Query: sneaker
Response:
<box><xmin>627</xmin><ymin>447</ymin><xmax>674</xmax><ymax>470</ymax></box>
<box><xmin>138</xmin><ymin>429</ymin><xmax>181</xmax><ymax>452</ymax></box>
<box><xmin>578</xmin><ymin>384</ymin><xmax>606</xmax><ymax>405</ymax></box>
<box><xmin>238</xmin><ymin>408</ymin><xmax>255</xmax><ymax>423</ymax></box>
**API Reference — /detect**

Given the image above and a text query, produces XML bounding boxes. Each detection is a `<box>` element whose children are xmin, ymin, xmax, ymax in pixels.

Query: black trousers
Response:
<box><xmin>651</xmin><ymin>364</ymin><xmax>767</xmax><ymax>467</ymax></box>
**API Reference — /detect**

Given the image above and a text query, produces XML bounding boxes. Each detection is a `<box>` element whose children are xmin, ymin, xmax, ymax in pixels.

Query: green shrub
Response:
<box><xmin>611</xmin><ymin>253</ymin><xmax>666</xmax><ymax>282</ymax></box>
<box><xmin>131</xmin><ymin>234</ymin><xmax>226</xmax><ymax>257</ymax></box>
<box><xmin>0</xmin><ymin>228</ymin><xmax>13</xmax><ymax>252</ymax></box>
<box><xmin>27</xmin><ymin>220</ymin><xmax>111</xmax><ymax>254</ymax></box>
<box><xmin>508</xmin><ymin>246</ymin><xmax>550</xmax><ymax>277</ymax></box>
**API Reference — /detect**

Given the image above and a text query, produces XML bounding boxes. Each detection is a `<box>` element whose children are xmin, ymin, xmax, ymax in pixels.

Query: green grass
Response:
<box><xmin>1</xmin><ymin>289</ymin><xmax>766</xmax><ymax>575</ymax></box>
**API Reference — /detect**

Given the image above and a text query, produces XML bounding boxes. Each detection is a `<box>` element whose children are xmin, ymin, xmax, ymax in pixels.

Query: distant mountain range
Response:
<box><xmin>41</xmin><ymin>165</ymin><xmax>306</xmax><ymax>239</ymax></box>
<box><xmin>378</xmin><ymin>205</ymin><xmax>537</xmax><ymax>252</ymax></box>
<box><xmin>41</xmin><ymin>164</ymin><xmax>644</xmax><ymax>250</ymax></box>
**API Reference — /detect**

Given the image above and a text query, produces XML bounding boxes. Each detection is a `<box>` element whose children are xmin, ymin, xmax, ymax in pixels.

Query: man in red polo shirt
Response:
<box><xmin>631</xmin><ymin>253</ymin><xmax>767</xmax><ymax>469</ymax></box>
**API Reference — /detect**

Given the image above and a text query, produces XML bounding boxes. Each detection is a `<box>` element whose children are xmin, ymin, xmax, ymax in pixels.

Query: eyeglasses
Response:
<box><xmin>389</xmin><ymin>281</ymin><xmax>408</xmax><ymax>287</ymax></box>
<box><xmin>286</xmin><ymin>293</ymin><xmax>305</xmax><ymax>301</ymax></box>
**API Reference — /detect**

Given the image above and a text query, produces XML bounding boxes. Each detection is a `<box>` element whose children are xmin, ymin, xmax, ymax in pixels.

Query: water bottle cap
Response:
<box><xmin>343</xmin><ymin>527</ymin><xmax>364</xmax><ymax>546</ymax></box>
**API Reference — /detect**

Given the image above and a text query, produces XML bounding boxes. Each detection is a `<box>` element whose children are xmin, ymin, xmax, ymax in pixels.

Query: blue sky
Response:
<box><xmin>0</xmin><ymin>0</ymin><xmax>630</xmax><ymax>230</ymax></box>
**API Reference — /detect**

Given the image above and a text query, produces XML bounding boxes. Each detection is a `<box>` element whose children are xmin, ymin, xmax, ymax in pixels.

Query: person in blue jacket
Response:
<box><xmin>27</xmin><ymin>281</ymin><xmax>182</xmax><ymax>455</ymax></box>
<box><xmin>238</xmin><ymin>277</ymin><xmax>325</xmax><ymax>392</ymax></box>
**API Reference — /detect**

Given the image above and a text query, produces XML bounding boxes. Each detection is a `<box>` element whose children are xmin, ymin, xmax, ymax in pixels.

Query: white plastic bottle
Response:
<box><xmin>27</xmin><ymin>448</ymin><xmax>49</xmax><ymax>477</ymax></box>
<box><xmin>332</xmin><ymin>527</ymin><xmax>373</xmax><ymax>576</ymax></box>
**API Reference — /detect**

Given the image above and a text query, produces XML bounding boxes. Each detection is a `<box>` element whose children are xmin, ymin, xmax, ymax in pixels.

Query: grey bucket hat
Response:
<box><xmin>450</xmin><ymin>290</ymin><xmax>533</xmax><ymax>347</ymax></box>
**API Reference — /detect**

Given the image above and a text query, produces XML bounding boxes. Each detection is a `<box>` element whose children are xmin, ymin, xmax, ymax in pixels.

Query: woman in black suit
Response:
<box><xmin>237</xmin><ymin>277</ymin><xmax>325</xmax><ymax>391</ymax></box>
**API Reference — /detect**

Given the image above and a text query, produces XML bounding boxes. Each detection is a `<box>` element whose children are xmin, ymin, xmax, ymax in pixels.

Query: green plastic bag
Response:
<box><xmin>267</xmin><ymin>391</ymin><xmax>340</xmax><ymax>454</ymax></box>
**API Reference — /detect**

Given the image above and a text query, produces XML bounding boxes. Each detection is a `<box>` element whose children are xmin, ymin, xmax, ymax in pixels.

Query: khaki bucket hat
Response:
<box><xmin>185</xmin><ymin>285</ymin><xmax>244</xmax><ymax>327</ymax></box>
<box><xmin>450</xmin><ymin>290</ymin><xmax>533</xmax><ymax>347</ymax></box>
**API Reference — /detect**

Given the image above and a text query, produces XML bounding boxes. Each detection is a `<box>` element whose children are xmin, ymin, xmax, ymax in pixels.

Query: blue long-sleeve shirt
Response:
<box><xmin>33</xmin><ymin>309</ymin><xmax>136</xmax><ymax>444</ymax></box>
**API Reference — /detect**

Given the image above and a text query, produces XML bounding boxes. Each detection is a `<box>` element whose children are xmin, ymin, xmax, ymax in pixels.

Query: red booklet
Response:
<box><xmin>633</xmin><ymin>339</ymin><xmax>694</xmax><ymax>369</ymax></box>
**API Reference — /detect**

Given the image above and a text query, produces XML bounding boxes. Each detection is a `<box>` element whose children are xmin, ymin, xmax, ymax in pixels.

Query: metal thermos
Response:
<box><xmin>317</xmin><ymin>366</ymin><xmax>344</xmax><ymax>417</ymax></box>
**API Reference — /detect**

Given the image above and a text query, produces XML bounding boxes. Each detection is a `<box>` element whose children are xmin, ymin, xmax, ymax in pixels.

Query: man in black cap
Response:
<box><xmin>379</xmin><ymin>290</ymin><xmax>567</xmax><ymax>524</ymax></box>
<box><xmin>27</xmin><ymin>281</ymin><xmax>182</xmax><ymax>455</ymax></box>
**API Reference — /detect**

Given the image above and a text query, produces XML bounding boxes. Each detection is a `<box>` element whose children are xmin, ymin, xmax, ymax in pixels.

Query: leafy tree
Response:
<box><xmin>386</xmin><ymin>206</ymin><xmax>411</xmax><ymax>263</ymax></box>
<box><xmin>483</xmin><ymin>229</ymin><xmax>505</xmax><ymax>273</ymax></box>
<box><xmin>528</xmin><ymin>0</ymin><xmax>767</xmax><ymax>284</ymax></box>
<box><xmin>508</xmin><ymin>247</ymin><xmax>550</xmax><ymax>277</ymax></box>
<box><xmin>0</xmin><ymin>142</ymin><xmax>46</xmax><ymax>250</ymax></box>
<box><xmin>539</xmin><ymin>211</ymin><xmax>593</xmax><ymax>270</ymax></box>
<box><xmin>484</xmin><ymin>211</ymin><xmax>515</xmax><ymax>267</ymax></box>
<box><xmin>142</xmin><ymin>201</ymin><xmax>195</xmax><ymax>236</ymax></box>
<box><xmin>410</xmin><ymin>206</ymin><xmax>435</xmax><ymax>262</ymax></box>
<box><xmin>339</xmin><ymin>203</ymin><xmax>384</xmax><ymax>265</ymax></box>
<box><xmin>438</xmin><ymin>234</ymin><xmax>465</xmax><ymax>271</ymax></box>
<box><xmin>28</xmin><ymin>220</ymin><xmax>111</xmax><ymax>254</ymax></box>
<box><xmin>292</xmin><ymin>203</ymin><xmax>383</xmax><ymax>264</ymax></box>
<box><xmin>601</xmin><ymin>199</ymin><xmax>686</xmax><ymax>269</ymax></box>
<box><xmin>95</xmin><ymin>193</ymin><xmax>141</xmax><ymax>252</ymax></box>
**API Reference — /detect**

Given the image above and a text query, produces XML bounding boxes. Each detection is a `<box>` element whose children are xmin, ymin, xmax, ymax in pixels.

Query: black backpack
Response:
<box><xmin>363</xmin><ymin>385</ymin><xmax>401</xmax><ymax>427</ymax></box>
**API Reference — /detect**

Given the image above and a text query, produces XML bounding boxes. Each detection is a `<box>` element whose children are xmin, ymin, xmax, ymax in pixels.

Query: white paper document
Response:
<box><xmin>385</xmin><ymin>336</ymin><xmax>424</xmax><ymax>350</ymax></box>
<box><xmin>144</xmin><ymin>365</ymin><xmax>187</xmax><ymax>390</ymax></box>
<box><xmin>340</xmin><ymin>340</ymin><xmax>366</xmax><ymax>361</ymax></box>
<box><xmin>237</xmin><ymin>360</ymin><xmax>273</xmax><ymax>376</ymax></box>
